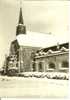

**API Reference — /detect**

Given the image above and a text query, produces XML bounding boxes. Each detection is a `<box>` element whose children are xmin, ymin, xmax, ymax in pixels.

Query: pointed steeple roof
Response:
<box><xmin>16</xmin><ymin>6</ymin><xmax>26</xmax><ymax>36</ymax></box>
<box><xmin>18</xmin><ymin>7</ymin><xmax>24</xmax><ymax>24</ymax></box>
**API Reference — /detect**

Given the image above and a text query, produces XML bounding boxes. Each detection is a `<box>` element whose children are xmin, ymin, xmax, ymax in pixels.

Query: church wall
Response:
<box><xmin>18</xmin><ymin>46</ymin><xmax>40</xmax><ymax>72</ymax></box>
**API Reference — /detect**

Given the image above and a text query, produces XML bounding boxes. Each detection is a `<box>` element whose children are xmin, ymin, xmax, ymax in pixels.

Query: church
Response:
<box><xmin>4</xmin><ymin>6</ymin><xmax>69</xmax><ymax>75</ymax></box>
<box><xmin>6</xmin><ymin>7</ymin><xmax>40</xmax><ymax>73</ymax></box>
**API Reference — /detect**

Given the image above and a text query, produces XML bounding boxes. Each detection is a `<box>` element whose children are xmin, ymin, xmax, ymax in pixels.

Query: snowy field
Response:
<box><xmin>0</xmin><ymin>76</ymin><xmax>69</xmax><ymax>98</ymax></box>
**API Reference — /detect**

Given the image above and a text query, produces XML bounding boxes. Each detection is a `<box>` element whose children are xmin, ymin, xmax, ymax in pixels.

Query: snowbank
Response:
<box><xmin>18</xmin><ymin>72</ymin><xmax>69</xmax><ymax>80</ymax></box>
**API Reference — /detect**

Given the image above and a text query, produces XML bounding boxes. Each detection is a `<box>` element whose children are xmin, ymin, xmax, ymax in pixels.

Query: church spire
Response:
<box><xmin>18</xmin><ymin>0</ymin><xmax>23</xmax><ymax>24</ymax></box>
<box><xmin>18</xmin><ymin>7</ymin><xmax>24</xmax><ymax>24</ymax></box>
<box><xmin>16</xmin><ymin>0</ymin><xmax>26</xmax><ymax>36</ymax></box>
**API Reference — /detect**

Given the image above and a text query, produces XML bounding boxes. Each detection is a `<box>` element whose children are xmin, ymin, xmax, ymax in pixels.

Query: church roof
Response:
<box><xmin>42</xmin><ymin>42</ymin><xmax>69</xmax><ymax>52</ymax></box>
<box><xmin>16</xmin><ymin>31</ymin><xmax>68</xmax><ymax>48</ymax></box>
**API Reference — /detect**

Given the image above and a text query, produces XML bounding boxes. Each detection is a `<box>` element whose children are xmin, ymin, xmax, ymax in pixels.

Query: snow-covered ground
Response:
<box><xmin>0</xmin><ymin>76</ymin><xmax>69</xmax><ymax>98</ymax></box>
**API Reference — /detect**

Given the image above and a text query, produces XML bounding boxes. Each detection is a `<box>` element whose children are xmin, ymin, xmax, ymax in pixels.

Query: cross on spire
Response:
<box><xmin>20</xmin><ymin>0</ymin><xmax>22</xmax><ymax>8</ymax></box>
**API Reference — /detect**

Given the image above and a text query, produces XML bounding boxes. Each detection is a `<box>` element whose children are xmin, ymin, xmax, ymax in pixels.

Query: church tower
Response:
<box><xmin>16</xmin><ymin>7</ymin><xmax>26</xmax><ymax>36</ymax></box>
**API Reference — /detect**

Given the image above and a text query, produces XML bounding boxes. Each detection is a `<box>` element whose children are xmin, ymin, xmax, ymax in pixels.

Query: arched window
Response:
<box><xmin>39</xmin><ymin>62</ymin><xmax>43</xmax><ymax>72</ymax></box>
<box><xmin>32</xmin><ymin>62</ymin><xmax>36</xmax><ymax>71</ymax></box>
<box><xmin>49</xmin><ymin>62</ymin><xmax>55</xmax><ymax>69</ymax></box>
<box><xmin>62</xmin><ymin>61</ymin><xmax>69</xmax><ymax>68</ymax></box>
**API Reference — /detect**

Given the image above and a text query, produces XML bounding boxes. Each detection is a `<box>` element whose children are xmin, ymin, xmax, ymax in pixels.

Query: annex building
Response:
<box><xmin>33</xmin><ymin>43</ymin><xmax>69</xmax><ymax>73</ymax></box>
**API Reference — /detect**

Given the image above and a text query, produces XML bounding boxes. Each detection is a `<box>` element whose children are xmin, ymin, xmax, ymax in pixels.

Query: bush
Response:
<box><xmin>7</xmin><ymin>69</ymin><xmax>18</xmax><ymax>76</ymax></box>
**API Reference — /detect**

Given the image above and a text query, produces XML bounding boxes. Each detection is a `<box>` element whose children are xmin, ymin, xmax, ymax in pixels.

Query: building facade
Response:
<box><xmin>32</xmin><ymin>43</ymin><xmax>69</xmax><ymax>73</ymax></box>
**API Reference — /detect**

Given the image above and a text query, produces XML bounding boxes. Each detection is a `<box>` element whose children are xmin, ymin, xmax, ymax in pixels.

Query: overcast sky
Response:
<box><xmin>0</xmin><ymin>0</ymin><xmax>69</xmax><ymax>67</ymax></box>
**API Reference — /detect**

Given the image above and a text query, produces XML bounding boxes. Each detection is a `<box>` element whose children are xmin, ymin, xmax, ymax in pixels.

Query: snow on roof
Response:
<box><xmin>16</xmin><ymin>31</ymin><xmax>68</xmax><ymax>48</ymax></box>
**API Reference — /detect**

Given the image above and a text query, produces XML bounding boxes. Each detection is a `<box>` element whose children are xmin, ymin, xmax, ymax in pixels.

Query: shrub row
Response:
<box><xmin>18</xmin><ymin>73</ymin><xmax>69</xmax><ymax>80</ymax></box>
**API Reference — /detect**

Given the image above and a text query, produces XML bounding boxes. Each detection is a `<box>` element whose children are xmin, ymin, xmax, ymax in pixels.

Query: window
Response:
<box><xmin>49</xmin><ymin>62</ymin><xmax>55</xmax><ymax>69</ymax></box>
<box><xmin>62</xmin><ymin>61</ymin><xmax>69</xmax><ymax>68</ymax></box>
<box><xmin>32</xmin><ymin>63</ymin><xmax>36</xmax><ymax>71</ymax></box>
<box><xmin>39</xmin><ymin>62</ymin><xmax>43</xmax><ymax>72</ymax></box>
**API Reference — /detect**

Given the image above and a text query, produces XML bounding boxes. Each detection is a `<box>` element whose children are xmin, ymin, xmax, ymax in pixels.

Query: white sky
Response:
<box><xmin>0</xmin><ymin>0</ymin><xmax>69</xmax><ymax>67</ymax></box>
